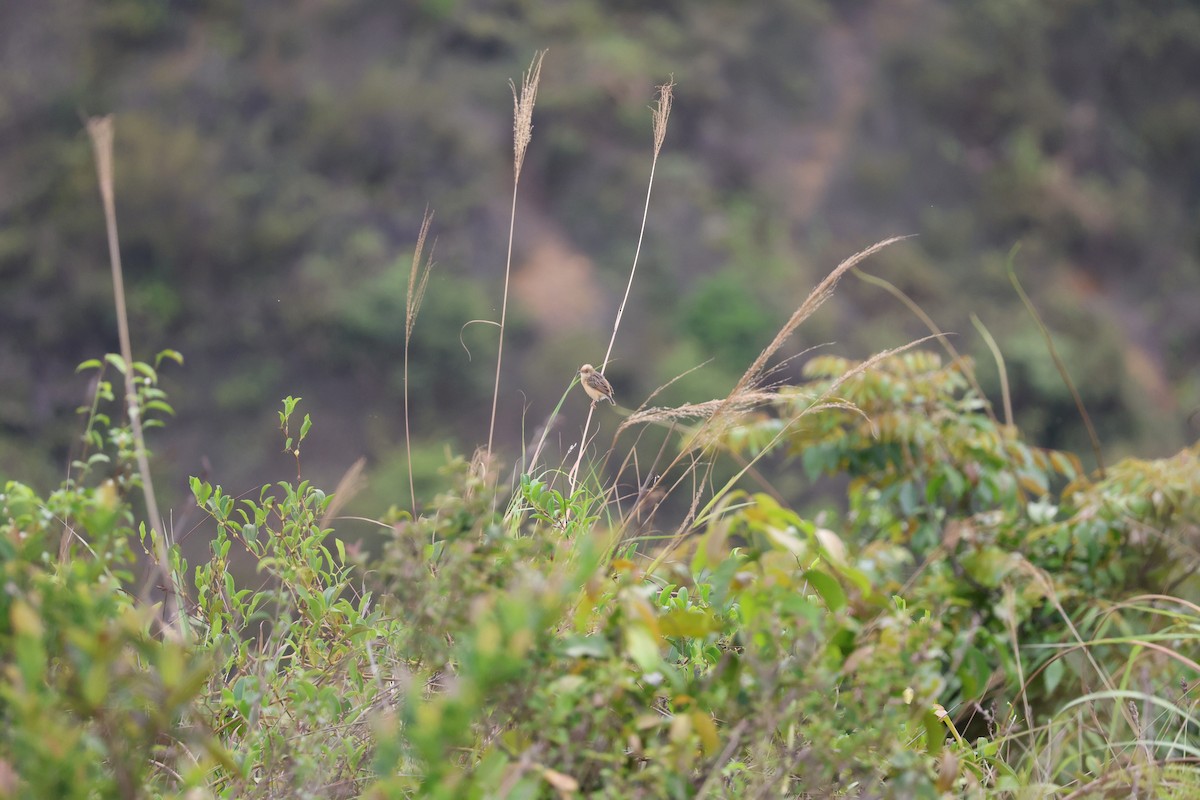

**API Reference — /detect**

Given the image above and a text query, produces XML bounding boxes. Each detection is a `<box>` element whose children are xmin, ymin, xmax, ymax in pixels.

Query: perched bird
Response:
<box><xmin>578</xmin><ymin>363</ymin><xmax>616</xmax><ymax>405</ymax></box>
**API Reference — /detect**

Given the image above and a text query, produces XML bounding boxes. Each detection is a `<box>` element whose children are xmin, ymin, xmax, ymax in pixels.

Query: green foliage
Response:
<box><xmin>718</xmin><ymin>351</ymin><xmax>1199</xmax><ymax>779</ymax></box>
<box><xmin>8</xmin><ymin>0</ymin><xmax>1200</xmax><ymax>491</ymax></box>
<box><xmin>3</xmin><ymin>348</ymin><xmax>1199</xmax><ymax>797</ymax></box>
<box><xmin>680</xmin><ymin>273</ymin><xmax>778</xmax><ymax>372</ymax></box>
<box><xmin>0</xmin><ymin>353</ymin><xmax>205</xmax><ymax>800</ymax></box>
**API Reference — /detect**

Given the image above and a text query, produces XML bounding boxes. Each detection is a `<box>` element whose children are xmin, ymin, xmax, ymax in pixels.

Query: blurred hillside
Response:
<box><xmin>2</xmin><ymin>0</ymin><xmax>1198</xmax><ymax>510</ymax></box>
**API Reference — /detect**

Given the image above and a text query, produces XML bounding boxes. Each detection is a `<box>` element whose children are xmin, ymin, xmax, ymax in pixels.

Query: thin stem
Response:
<box><xmin>971</xmin><ymin>312</ymin><xmax>1013</xmax><ymax>428</ymax></box>
<box><xmin>404</xmin><ymin>210</ymin><xmax>435</xmax><ymax>514</ymax></box>
<box><xmin>404</xmin><ymin>336</ymin><xmax>415</xmax><ymax>509</ymax></box>
<box><xmin>487</xmin><ymin>51</ymin><xmax>545</xmax><ymax>464</ymax></box>
<box><xmin>569</xmin><ymin>80</ymin><xmax>674</xmax><ymax>492</ymax></box>
<box><xmin>1007</xmin><ymin>248</ymin><xmax>1106</xmax><ymax>475</ymax></box>
<box><xmin>853</xmin><ymin>265</ymin><xmax>996</xmax><ymax>424</ymax></box>
<box><xmin>86</xmin><ymin>116</ymin><xmax>186</xmax><ymax>641</ymax></box>
<box><xmin>488</xmin><ymin>180</ymin><xmax>520</xmax><ymax>461</ymax></box>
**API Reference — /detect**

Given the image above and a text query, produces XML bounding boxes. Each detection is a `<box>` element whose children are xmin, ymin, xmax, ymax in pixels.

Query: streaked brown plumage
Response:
<box><xmin>578</xmin><ymin>364</ymin><xmax>615</xmax><ymax>405</ymax></box>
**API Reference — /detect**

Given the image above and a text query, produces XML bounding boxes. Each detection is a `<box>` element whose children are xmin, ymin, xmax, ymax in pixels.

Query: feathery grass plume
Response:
<box><xmin>619</xmin><ymin>390</ymin><xmax>780</xmax><ymax>428</ymax></box>
<box><xmin>511</xmin><ymin>53</ymin><xmax>544</xmax><ymax>178</ymax></box>
<box><xmin>640</xmin><ymin>335</ymin><xmax>940</xmax><ymax>573</ymax></box>
<box><xmin>85</xmin><ymin>115</ymin><xmax>186</xmax><ymax>641</ymax></box>
<box><xmin>404</xmin><ymin>209</ymin><xmax>436</xmax><ymax>513</ymax></box>
<box><xmin>567</xmin><ymin>79</ymin><xmax>674</xmax><ymax>491</ymax></box>
<box><xmin>487</xmin><ymin>51</ymin><xmax>545</xmax><ymax>464</ymax></box>
<box><xmin>616</xmin><ymin>238</ymin><xmax>909</xmax><ymax>476</ymax></box>
<box><xmin>734</xmin><ymin>235</ymin><xmax>913</xmax><ymax>397</ymax></box>
<box><xmin>611</xmin><ymin>235</ymin><xmax>923</xmax><ymax>555</ymax></box>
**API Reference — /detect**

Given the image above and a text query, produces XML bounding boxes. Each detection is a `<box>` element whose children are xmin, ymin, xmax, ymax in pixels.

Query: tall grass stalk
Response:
<box><xmin>971</xmin><ymin>312</ymin><xmax>1014</xmax><ymax>427</ymax></box>
<box><xmin>853</xmin><ymin>265</ymin><xmax>998</xmax><ymax>425</ymax></box>
<box><xmin>612</xmin><ymin>237</ymin><xmax>911</xmax><ymax>557</ymax></box>
<box><xmin>85</xmin><ymin>116</ymin><xmax>186</xmax><ymax>640</ymax></box>
<box><xmin>568</xmin><ymin>79</ymin><xmax>674</xmax><ymax>492</ymax></box>
<box><xmin>642</xmin><ymin>333</ymin><xmax>938</xmax><ymax>574</ymax></box>
<box><xmin>487</xmin><ymin>51</ymin><xmax>544</xmax><ymax>464</ymax></box>
<box><xmin>1007</xmin><ymin>247</ymin><xmax>1106</xmax><ymax>475</ymax></box>
<box><xmin>403</xmin><ymin>209</ymin><xmax>435</xmax><ymax>513</ymax></box>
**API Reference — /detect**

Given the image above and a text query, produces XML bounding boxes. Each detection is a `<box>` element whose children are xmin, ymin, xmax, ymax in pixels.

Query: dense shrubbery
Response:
<box><xmin>2</xmin><ymin>347</ymin><xmax>1197</xmax><ymax>798</ymax></box>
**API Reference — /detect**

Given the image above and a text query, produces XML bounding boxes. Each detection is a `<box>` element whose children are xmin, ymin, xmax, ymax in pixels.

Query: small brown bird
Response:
<box><xmin>578</xmin><ymin>364</ymin><xmax>616</xmax><ymax>405</ymax></box>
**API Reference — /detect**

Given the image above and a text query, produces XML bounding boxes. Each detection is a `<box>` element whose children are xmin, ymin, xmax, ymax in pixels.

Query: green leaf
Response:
<box><xmin>804</xmin><ymin>568</ymin><xmax>846</xmax><ymax>612</ymax></box>
<box><xmin>104</xmin><ymin>353</ymin><xmax>128</xmax><ymax>374</ymax></box>
<box><xmin>659</xmin><ymin>607</ymin><xmax>720</xmax><ymax>638</ymax></box>
<box><xmin>559</xmin><ymin>635</ymin><xmax>612</xmax><ymax>659</ymax></box>
<box><xmin>156</xmin><ymin>349</ymin><xmax>184</xmax><ymax>367</ymax></box>
<box><xmin>1042</xmin><ymin>655</ymin><xmax>1065</xmax><ymax>695</ymax></box>
<box><xmin>625</xmin><ymin>626</ymin><xmax>662</xmax><ymax>671</ymax></box>
<box><xmin>144</xmin><ymin>399</ymin><xmax>175</xmax><ymax>416</ymax></box>
<box><xmin>958</xmin><ymin>646</ymin><xmax>992</xmax><ymax>699</ymax></box>
<box><xmin>961</xmin><ymin>546</ymin><xmax>1016</xmax><ymax>587</ymax></box>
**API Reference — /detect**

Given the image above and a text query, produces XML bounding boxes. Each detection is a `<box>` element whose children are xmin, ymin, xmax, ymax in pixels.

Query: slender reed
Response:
<box><xmin>86</xmin><ymin>116</ymin><xmax>186</xmax><ymax>640</ymax></box>
<box><xmin>403</xmin><ymin>210</ymin><xmax>436</xmax><ymax>513</ymax></box>
<box><xmin>487</xmin><ymin>51</ymin><xmax>545</xmax><ymax>463</ymax></box>
<box><xmin>852</xmin><ymin>265</ymin><xmax>997</xmax><ymax>424</ymax></box>
<box><xmin>1006</xmin><ymin>249</ymin><xmax>1106</xmax><ymax>475</ymax></box>
<box><xmin>971</xmin><ymin>312</ymin><xmax>1013</xmax><ymax>428</ymax></box>
<box><xmin>603</xmin><ymin>237</ymin><xmax>911</xmax><ymax>563</ymax></box>
<box><xmin>568</xmin><ymin>79</ymin><xmax>674</xmax><ymax>491</ymax></box>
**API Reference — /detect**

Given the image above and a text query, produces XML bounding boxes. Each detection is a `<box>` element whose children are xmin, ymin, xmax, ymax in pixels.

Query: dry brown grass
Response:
<box><xmin>567</xmin><ymin>79</ymin><xmax>675</xmax><ymax>491</ymax></box>
<box><xmin>85</xmin><ymin>115</ymin><xmax>186</xmax><ymax>640</ymax></box>
<box><xmin>596</xmin><ymin>237</ymin><xmax>927</xmax><ymax>565</ymax></box>
<box><xmin>403</xmin><ymin>209</ymin><xmax>436</xmax><ymax>512</ymax></box>
<box><xmin>488</xmin><ymin>51</ymin><xmax>546</xmax><ymax>464</ymax></box>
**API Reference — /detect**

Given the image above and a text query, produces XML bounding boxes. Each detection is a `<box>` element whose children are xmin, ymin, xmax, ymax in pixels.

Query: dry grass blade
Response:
<box><xmin>1007</xmin><ymin>254</ymin><xmax>1106</xmax><ymax>475</ymax></box>
<box><xmin>602</xmin><ymin>78</ymin><xmax>674</xmax><ymax>372</ymax></box>
<box><xmin>852</xmin><ymin>265</ymin><xmax>997</xmax><ymax>424</ymax></box>
<box><xmin>735</xmin><ymin>235</ymin><xmax>913</xmax><ymax>396</ymax></box>
<box><xmin>85</xmin><ymin>115</ymin><xmax>186</xmax><ymax>640</ymax></box>
<box><xmin>320</xmin><ymin>457</ymin><xmax>368</xmax><ymax>529</ymax></box>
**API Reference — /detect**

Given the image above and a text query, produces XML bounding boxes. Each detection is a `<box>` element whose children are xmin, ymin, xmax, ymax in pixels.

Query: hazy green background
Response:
<box><xmin>3</xmin><ymin>0</ymin><xmax>1198</xmax><ymax>516</ymax></box>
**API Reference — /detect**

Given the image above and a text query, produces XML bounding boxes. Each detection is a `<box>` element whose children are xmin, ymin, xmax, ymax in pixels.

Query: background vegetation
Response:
<box><xmin>2</xmin><ymin>2</ymin><xmax>1199</xmax><ymax>797</ymax></box>
<box><xmin>2</xmin><ymin>0</ymin><xmax>1199</xmax><ymax>505</ymax></box>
